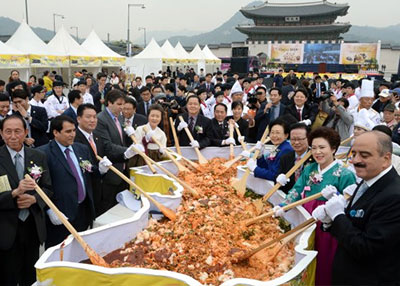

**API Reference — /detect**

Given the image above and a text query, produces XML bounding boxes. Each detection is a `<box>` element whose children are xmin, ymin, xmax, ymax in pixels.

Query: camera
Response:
<box><xmin>247</xmin><ymin>93</ymin><xmax>258</xmax><ymax>105</ymax></box>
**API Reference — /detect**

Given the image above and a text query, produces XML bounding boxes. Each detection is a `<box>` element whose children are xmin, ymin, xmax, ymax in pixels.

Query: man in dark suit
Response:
<box><xmin>313</xmin><ymin>131</ymin><xmax>400</xmax><ymax>285</ymax></box>
<box><xmin>95</xmin><ymin>90</ymin><xmax>143</xmax><ymax>213</ymax></box>
<box><xmin>209</xmin><ymin>103</ymin><xmax>236</xmax><ymax>147</ymax></box>
<box><xmin>11</xmin><ymin>89</ymin><xmax>49</xmax><ymax>147</ymax></box>
<box><xmin>175</xmin><ymin>95</ymin><xmax>212</xmax><ymax>149</ymax></box>
<box><xmin>75</xmin><ymin>103</ymin><xmax>118</xmax><ymax>216</ymax></box>
<box><xmin>199</xmin><ymin>73</ymin><xmax>215</xmax><ymax>95</ymax></box>
<box><xmin>90</xmin><ymin>72</ymin><xmax>107</xmax><ymax>113</ymax></box>
<box><xmin>0</xmin><ymin>115</ymin><xmax>52</xmax><ymax>286</ymax></box>
<box><xmin>136</xmin><ymin>86</ymin><xmax>153</xmax><ymax>117</ymax></box>
<box><xmin>123</xmin><ymin>96</ymin><xmax>147</xmax><ymax>129</ymax></box>
<box><xmin>276</xmin><ymin>123</ymin><xmax>313</xmax><ymax>193</ymax></box>
<box><xmin>38</xmin><ymin>115</ymin><xmax>102</xmax><ymax>248</ymax></box>
<box><xmin>285</xmin><ymin>88</ymin><xmax>318</xmax><ymax>126</ymax></box>
<box><xmin>310</xmin><ymin>75</ymin><xmax>327</xmax><ymax>100</ymax></box>
<box><xmin>62</xmin><ymin>90</ymin><xmax>83</xmax><ymax>125</ymax></box>
<box><xmin>255</xmin><ymin>87</ymin><xmax>286</xmax><ymax>141</ymax></box>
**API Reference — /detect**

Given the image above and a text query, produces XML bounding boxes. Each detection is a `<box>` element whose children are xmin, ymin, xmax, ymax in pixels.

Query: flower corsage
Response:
<box><xmin>267</xmin><ymin>147</ymin><xmax>280</xmax><ymax>161</ymax></box>
<box><xmin>308</xmin><ymin>171</ymin><xmax>323</xmax><ymax>185</ymax></box>
<box><xmin>28</xmin><ymin>162</ymin><xmax>43</xmax><ymax>181</ymax></box>
<box><xmin>79</xmin><ymin>159</ymin><xmax>93</xmax><ymax>173</ymax></box>
<box><xmin>195</xmin><ymin>125</ymin><xmax>203</xmax><ymax>134</ymax></box>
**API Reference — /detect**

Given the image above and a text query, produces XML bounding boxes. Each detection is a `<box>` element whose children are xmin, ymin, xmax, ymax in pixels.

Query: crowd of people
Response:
<box><xmin>1</xmin><ymin>66</ymin><xmax>400</xmax><ymax>285</ymax></box>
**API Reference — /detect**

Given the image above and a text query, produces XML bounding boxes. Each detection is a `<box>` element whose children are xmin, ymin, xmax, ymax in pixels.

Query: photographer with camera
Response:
<box><xmin>322</xmin><ymin>94</ymin><xmax>353</xmax><ymax>142</ymax></box>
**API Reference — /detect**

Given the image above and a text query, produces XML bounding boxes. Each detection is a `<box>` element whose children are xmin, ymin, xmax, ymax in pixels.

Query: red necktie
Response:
<box><xmin>297</xmin><ymin>108</ymin><xmax>302</xmax><ymax>121</ymax></box>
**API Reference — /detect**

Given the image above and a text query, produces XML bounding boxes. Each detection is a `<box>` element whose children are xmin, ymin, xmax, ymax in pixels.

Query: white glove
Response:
<box><xmin>190</xmin><ymin>140</ymin><xmax>200</xmax><ymax>148</ymax></box>
<box><xmin>321</xmin><ymin>185</ymin><xmax>338</xmax><ymax>200</ymax></box>
<box><xmin>99</xmin><ymin>156</ymin><xmax>112</xmax><ymax>174</ymax></box>
<box><xmin>124</xmin><ymin>143</ymin><xmax>145</xmax><ymax>159</ymax></box>
<box><xmin>145</xmin><ymin>129</ymin><xmax>156</xmax><ymax>142</ymax></box>
<box><xmin>300</xmin><ymin>119</ymin><xmax>312</xmax><ymax>126</ymax></box>
<box><xmin>276</xmin><ymin>173</ymin><xmax>290</xmax><ymax>186</ymax></box>
<box><xmin>234</xmin><ymin>122</ymin><xmax>239</xmax><ymax>128</ymax></box>
<box><xmin>325</xmin><ymin>194</ymin><xmax>346</xmax><ymax>221</ymax></box>
<box><xmin>159</xmin><ymin>146</ymin><xmax>166</xmax><ymax>155</ymax></box>
<box><xmin>124</xmin><ymin>126</ymin><xmax>135</xmax><ymax>137</ymax></box>
<box><xmin>47</xmin><ymin>209</ymin><xmax>68</xmax><ymax>225</ymax></box>
<box><xmin>246</xmin><ymin>158</ymin><xmax>257</xmax><ymax>172</ymax></box>
<box><xmin>255</xmin><ymin>140</ymin><xmax>264</xmax><ymax>151</ymax></box>
<box><xmin>240</xmin><ymin>150</ymin><xmax>251</xmax><ymax>158</ymax></box>
<box><xmin>312</xmin><ymin>205</ymin><xmax>332</xmax><ymax>224</ymax></box>
<box><xmin>177</xmin><ymin>121</ymin><xmax>188</xmax><ymax>131</ymax></box>
<box><xmin>238</xmin><ymin>136</ymin><xmax>245</xmax><ymax>143</ymax></box>
<box><xmin>343</xmin><ymin>184</ymin><xmax>357</xmax><ymax>198</ymax></box>
<box><xmin>223</xmin><ymin>137</ymin><xmax>236</xmax><ymax>146</ymax></box>
<box><xmin>273</xmin><ymin>205</ymin><xmax>285</xmax><ymax>218</ymax></box>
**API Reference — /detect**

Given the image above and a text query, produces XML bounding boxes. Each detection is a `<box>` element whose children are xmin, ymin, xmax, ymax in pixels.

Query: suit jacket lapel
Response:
<box><xmin>50</xmin><ymin>140</ymin><xmax>75</xmax><ymax>177</ymax></box>
<box><xmin>0</xmin><ymin>146</ymin><xmax>19</xmax><ymax>186</ymax></box>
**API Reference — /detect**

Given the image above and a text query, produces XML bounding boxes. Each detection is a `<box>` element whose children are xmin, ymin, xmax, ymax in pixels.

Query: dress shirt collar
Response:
<box><xmin>106</xmin><ymin>107</ymin><xmax>118</xmax><ymax>121</ymax></box>
<box><xmin>78</xmin><ymin>126</ymin><xmax>92</xmax><ymax>141</ymax></box>
<box><xmin>71</xmin><ymin>105</ymin><xmax>77</xmax><ymax>115</ymax></box>
<box><xmin>6</xmin><ymin>145</ymin><xmax>24</xmax><ymax>160</ymax></box>
<box><xmin>365</xmin><ymin>165</ymin><xmax>392</xmax><ymax>187</ymax></box>
<box><xmin>318</xmin><ymin>159</ymin><xmax>339</xmax><ymax>175</ymax></box>
<box><xmin>55</xmin><ymin>139</ymin><xmax>72</xmax><ymax>154</ymax></box>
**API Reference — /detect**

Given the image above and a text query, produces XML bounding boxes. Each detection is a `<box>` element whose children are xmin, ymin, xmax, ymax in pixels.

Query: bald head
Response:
<box><xmin>351</xmin><ymin>131</ymin><xmax>392</xmax><ymax>180</ymax></box>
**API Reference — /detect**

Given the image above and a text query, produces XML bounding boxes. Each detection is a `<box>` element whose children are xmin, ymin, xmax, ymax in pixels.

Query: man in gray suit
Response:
<box><xmin>95</xmin><ymin>90</ymin><xmax>144</xmax><ymax>213</ymax></box>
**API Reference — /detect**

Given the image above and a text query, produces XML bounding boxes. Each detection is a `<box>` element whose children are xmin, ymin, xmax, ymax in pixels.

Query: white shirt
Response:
<box><xmin>78</xmin><ymin>126</ymin><xmax>93</xmax><ymax>142</ymax></box>
<box><xmin>29</xmin><ymin>98</ymin><xmax>45</xmax><ymax>108</ymax></box>
<box><xmin>44</xmin><ymin>94</ymin><xmax>69</xmax><ymax>119</ymax></box>
<box><xmin>365</xmin><ymin>165</ymin><xmax>392</xmax><ymax>187</ymax></box>
<box><xmin>83</xmin><ymin>92</ymin><xmax>94</xmax><ymax>105</ymax></box>
<box><xmin>347</xmin><ymin>95</ymin><xmax>359</xmax><ymax>112</ymax></box>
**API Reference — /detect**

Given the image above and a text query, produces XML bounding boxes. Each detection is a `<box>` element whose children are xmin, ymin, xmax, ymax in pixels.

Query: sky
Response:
<box><xmin>1</xmin><ymin>0</ymin><xmax>399</xmax><ymax>41</ymax></box>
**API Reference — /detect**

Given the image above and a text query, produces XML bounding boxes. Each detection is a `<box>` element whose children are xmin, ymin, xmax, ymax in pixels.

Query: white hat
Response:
<box><xmin>359</xmin><ymin>79</ymin><xmax>375</xmax><ymax>98</ymax></box>
<box><xmin>379</xmin><ymin>89</ymin><xmax>391</xmax><ymax>98</ymax></box>
<box><xmin>72</xmin><ymin>78</ymin><xmax>80</xmax><ymax>87</ymax></box>
<box><xmin>354</xmin><ymin>109</ymin><xmax>376</xmax><ymax>131</ymax></box>
<box><xmin>230</xmin><ymin>80</ymin><xmax>243</xmax><ymax>95</ymax></box>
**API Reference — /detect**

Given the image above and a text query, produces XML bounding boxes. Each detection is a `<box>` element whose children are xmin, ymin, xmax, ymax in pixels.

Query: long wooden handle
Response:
<box><xmin>169</xmin><ymin>117</ymin><xmax>182</xmax><ymax>155</ymax></box>
<box><xmin>253</xmin><ymin>126</ymin><xmax>270</xmax><ymax>160</ymax></box>
<box><xmin>263</xmin><ymin>151</ymin><xmax>312</xmax><ymax>201</ymax></box>
<box><xmin>96</xmin><ymin>155</ymin><xmax>176</xmax><ymax>221</ymax></box>
<box><xmin>166</xmin><ymin>148</ymin><xmax>200</xmax><ymax>169</ymax></box>
<box><xmin>229</xmin><ymin>123</ymin><xmax>234</xmax><ymax>159</ymax></box>
<box><xmin>178</xmin><ymin>116</ymin><xmax>208</xmax><ymax>164</ymax></box>
<box><xmin>236</xmin><ymin>218</ymin><xmax>315</xmax><ymax>262</ymax></box>
<box><xmin>234</xmin><ymin>125</ymin><xmax>247</xmax><ymax>151</ymax></box>
<box><xmin>129</xmin><ymin>135</ymin><xmax>157</xmax><ymax>174</ymax></box>
<box><xmin>120</xmin><ymin>144</ymin><xmax>199</xmax><ymax>198</ymax></box>
<box><xmin>142</xmin><ymin>126</ymin><xmax>188</xmax><ymax>172</ymax></box>
<box><xmin>25</xmin><ymin>174</ymin><xmax>109</xmax><ymax>267</ymax></box>
<box><xmin>246</xmin><ymin>192</ymin><xmax>323</xmax><ymax>226</ymax></box>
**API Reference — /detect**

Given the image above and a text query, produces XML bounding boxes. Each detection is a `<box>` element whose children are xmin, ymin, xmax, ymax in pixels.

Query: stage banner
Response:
<box><xmin>270</xmin><ymin>43</ymin><xmax>304</xmax><ymax>64</ymax></box>
<box><xmin>340</xmin><ymin>43</ymin><xmax>379</xmax><ymax>65</ymax></box>
<box><xmin>303</xmin><ymin>43</ymin><xmax>340</xmax><ymax>64</ymax></box>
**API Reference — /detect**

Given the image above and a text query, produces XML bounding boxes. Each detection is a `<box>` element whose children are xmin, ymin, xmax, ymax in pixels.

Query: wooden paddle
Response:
<box><xmin>262</xmin><ymin>151</ymin><xmax>312</xmax><ymax>202</ymax></box>
<box><xmin>234</xmin><ymin>124</ymin><xmax>248</xmax><ymax>151</ymax></box>
<box><xmin>25</xmin><ymin>174</ymin><xmax>109</xmax><ymax>267</ymax></box>
<box><xmin>234</xmin><ymin>218</ymin><xmax>315</xmax><ymax>263</ymax></box>
<box><xmin>178</xmin><ymin>116</ymin><xmax>208</xmax><ymax>165</ymax></box>
<box><xmin>124</xmin><ymin>144</ymin><xmax>200</xmax><ymax>197</ymax></box>
<box><xmin>228</xmin><ymin>123</ymin><xmax>235</xmax><ymax>159</ymax></box>
<box><xmin>245</xmin><ymin>192</ymin><xmax>323</xmax><ymax>226</ymax></box>
<box><xmin>169</xmin><ymin>117</ymin><xmax>182</xmax><ymax>156</ymax></box>
<box><xmin>222</xmin><ymin>137</ymin><xmax>270</xmax><ymax>170</ymax></box>
<box><xmin>231</xmin><ymin>126</ymin><xmax>270</xmax><ymax>196</ymax></box>
<box><xmin>142</xmin><ymin>126</ymin><xmax>189</xmax><ymax>173</ymax></box>
<box><xmin>128</xmin><ymin>134</ymin><xmax>157</xmax><ymax>174</ymax></box>
<box><xmin>96</xmin><ymin>155</ymin><xmax>176</xmax><ymax>221</ymax></box>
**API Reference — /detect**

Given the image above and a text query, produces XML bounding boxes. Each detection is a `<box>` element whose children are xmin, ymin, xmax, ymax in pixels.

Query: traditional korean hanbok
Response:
<box><xmin>282</xmin><ymin>160</ymin><xmax>356</xmax><ymax>286</ymax></box>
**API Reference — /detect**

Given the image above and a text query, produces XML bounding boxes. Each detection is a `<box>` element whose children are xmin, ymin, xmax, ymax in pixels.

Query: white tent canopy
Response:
<box><xmin>189</xmin><ymin>44</ymin><xmax>206</xmax><ymax>73</ymax></box>
<box><xmin>174</xmin><ymin>42</ymin><xmax>193</xmax><ymax>62</ymax></box>
<box><xmin>126</xmin><ymin>38</ymin><xmax>165</xmax><ymax>78</ymax></box>
<box><xmin>81</xmin><ymin>30</ymin><xmax>125</xmax><ymax>67</ymax></box>
<box><xmin>161</xmin><ymin>40</ymin><xmax>178</xmax><ymax>62</ymax></box>
<box><xmin>202</xmin><ymin>45</ymin><xmax>221</xmax><ymax>63</ymax></box>
<box><xmin>0</xmin><ymin>41</ymin><xmax>29</xmax><ymax>80</ymax></box>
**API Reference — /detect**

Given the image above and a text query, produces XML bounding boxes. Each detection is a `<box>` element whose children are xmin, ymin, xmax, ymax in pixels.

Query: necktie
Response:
<box><xmin>270</xmin><ymin>105</ymin><xmax>276</xmax><ymax>121</ymax></box>
<box><xmin>88</xmin><ymin>135</ymin><xmax>97</xmax><ymax>156</ymax></box>
<box><xmin>297</xmin><ymin>108</ymin><xmax>302</xmax><ymax>121</ymax></box>
<box><xmin>188</xmin><ymin>117</ymin><xmax>194</xmax><ymax>132</ymax></box>
<box><xmin>145</xmin><ymin>101</ymin><xmax>150</xmax><ymax>116</ymax></box>
<box><xmin>351</xmin><ymin>182</ymin><xmax>368</xmax><ymax>206</ymax></box>
<box><xmin>15</xmin><ymin>153</ymin><xmax>29</xmax><ymax>221</ymax></box>
<box><xmin>316</xmin><ymin>83</ymin><xmax>321</xmax><ymax>98</ymax></box>
<box><xmin>64</xmin><ymin>148</ymin><xmax>85</xmax><ymax>203</ymax></box>
<box><xmin>126</xmin><ymin>119</ymin><xmax>131</xmax><ymax>126</ymax></box>
<box><xmin>294</xmin><ymin>156</ymin><xmax>302</xmax><ymax>181</ymax></box>
<box><xmin>114</xmin><ymin>116</ymin><xmax>123</xmax><ymax>141</ymax></box>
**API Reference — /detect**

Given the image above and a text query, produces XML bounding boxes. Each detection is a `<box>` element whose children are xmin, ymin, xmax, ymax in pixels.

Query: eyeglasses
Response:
<box><xmin>291</xmin><ymin>137</ymin><xmax>307</xmax><ymax>142</ymax></box>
